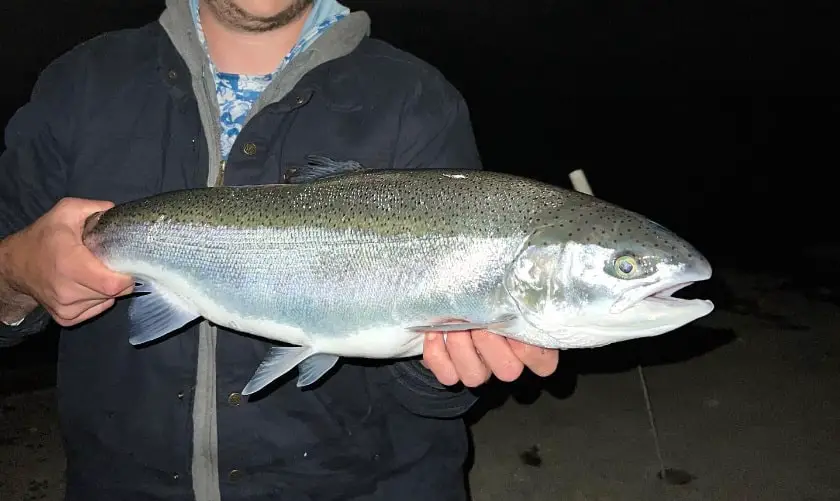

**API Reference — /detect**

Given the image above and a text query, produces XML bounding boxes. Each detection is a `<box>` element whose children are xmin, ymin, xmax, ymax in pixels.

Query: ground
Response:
<box><xmin>1</xmin><ymin>268</ymin><xmax>839</xmax><ymax>500</ymax></box>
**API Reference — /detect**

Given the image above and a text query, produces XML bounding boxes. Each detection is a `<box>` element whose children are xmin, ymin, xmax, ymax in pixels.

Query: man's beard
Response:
<box><xmin>203</xmin><ymin>0</ymin><xmax>314</xmax><ymax>33</ymax></box>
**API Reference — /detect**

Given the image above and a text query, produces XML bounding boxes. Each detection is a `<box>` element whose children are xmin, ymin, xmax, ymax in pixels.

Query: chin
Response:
<box><xmin>233</xmin><ymin>0</ymin><xmax>308</xmax><ymax>17</ymax></box>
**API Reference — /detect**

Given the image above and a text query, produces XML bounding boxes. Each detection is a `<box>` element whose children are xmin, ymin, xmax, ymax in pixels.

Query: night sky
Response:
<box><xmin>1</xmin><ymin>0</ymin><xmax>838</xmax><ymax>269</ymax></box>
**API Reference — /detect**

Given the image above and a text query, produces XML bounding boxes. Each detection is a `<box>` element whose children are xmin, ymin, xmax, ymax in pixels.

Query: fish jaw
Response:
<box><xmin>506</xmin><ymin>297</ymin><xmax>713</xmax><ymax>350</ymax></box>
<box><xmin>499</xmin><ymin>257</ymin><xmax>715</xmax><ymax>349</ymax></box>
<box><xmin>593</xmin><ymin>264</ymin><xmax>715</xmax><ymax>344</ymax></box>
<box><xmin>521</xmin><ymin>278</ymin><xmax>714</xmax><ymax>349</ymax></box>
<box><xmin>569</xmin><ymin>297</ymin><xmax>714</xmax><ymax>348</ymax></box>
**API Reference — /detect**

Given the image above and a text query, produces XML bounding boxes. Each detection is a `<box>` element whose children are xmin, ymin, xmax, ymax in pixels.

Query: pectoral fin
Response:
<box><xmin>407</xmin><ymin>314</ymin><xmax>519</xmax><ymax>333</ymax></box>
<box><xmin>127</xmin><ymin>281</ymin><xmax>200</xmax><ymax>345</ymax></box>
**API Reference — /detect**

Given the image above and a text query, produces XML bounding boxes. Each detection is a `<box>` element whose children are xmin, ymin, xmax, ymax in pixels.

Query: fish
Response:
<box><xmin>82</xmin><ymin>169</ymin><xmax>714</xmax><ymax>395</ymax></box>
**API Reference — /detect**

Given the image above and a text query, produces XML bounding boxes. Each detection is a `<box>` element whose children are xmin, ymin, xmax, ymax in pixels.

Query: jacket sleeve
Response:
<box><xmin>379</xmin><ymin>68</ymin><xmax>484</xmax><ymax>418</ymax></box>
<box><xmin>0</xmin><ymin>55</ymin><xmax>77</xmax><ymax>347</ymax></box>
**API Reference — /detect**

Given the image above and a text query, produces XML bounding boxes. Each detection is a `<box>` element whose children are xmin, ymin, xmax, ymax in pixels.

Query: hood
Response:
<box><xmin>159</xmin><ymin>0</ymin><xmax>371</xmax><ymax>109</ymax></box>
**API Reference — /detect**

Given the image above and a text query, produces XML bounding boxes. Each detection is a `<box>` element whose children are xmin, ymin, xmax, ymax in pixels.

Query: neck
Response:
<box><xmin>199</xmin><ymin>3</ymin><xmax>312</xmax><ymax>75</ymax></box>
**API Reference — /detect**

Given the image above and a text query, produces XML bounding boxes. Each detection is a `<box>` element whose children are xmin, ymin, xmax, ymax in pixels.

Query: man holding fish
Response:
<box><xmin>0</xmin><ymin>1</ymin><xmax>562</xmax><ymax>500</ymax></box>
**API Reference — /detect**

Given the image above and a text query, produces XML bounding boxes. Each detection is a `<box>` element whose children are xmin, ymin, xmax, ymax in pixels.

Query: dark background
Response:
<box><xmin>2</xmin><ymin>0</ymin><xmax>838</xmax><ymax>268</ymax></box>
<box><xmin>361</xmin><ymin>0</ymin><xmax>840</xmax><ymax>270</ymax></box>
<box><xmin>0</xmin><ymin>0</ymin><xmax>838</xmax><ymax>388</ymax></box>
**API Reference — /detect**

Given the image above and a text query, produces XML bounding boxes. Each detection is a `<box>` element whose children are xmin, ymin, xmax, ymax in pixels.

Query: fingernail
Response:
<box><xmin>426</xmin><ymin>333</ymin><xmax>437</xmax><ymax>341</ymax></box>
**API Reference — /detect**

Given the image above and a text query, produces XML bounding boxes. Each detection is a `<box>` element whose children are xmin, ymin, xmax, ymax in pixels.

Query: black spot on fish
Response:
<box><xmin>519</xmin><ymin>445</ymin><xmax>542</xmax><ymax>467</ymax></box>
<box><xmin>657</xmin><ymin>468</ymin><xmax>696</xmax><ymax>485</ymax></box>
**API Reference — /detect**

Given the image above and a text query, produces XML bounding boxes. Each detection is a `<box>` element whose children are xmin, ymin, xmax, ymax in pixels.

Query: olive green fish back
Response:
<box><xmin>90</xmin><ymin>170</ymin><xmax>595</xmax><ymax>239</ymax></box>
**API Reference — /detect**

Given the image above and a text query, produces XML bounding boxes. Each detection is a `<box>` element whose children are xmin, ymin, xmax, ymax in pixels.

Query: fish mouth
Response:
<box><xmin>525</xmin><ymin>268</ymin><xmax>715</xmax><ymax>350</ymax></box>
<box><xmin>610</xmin><ymin>273</ymin><xmax>714</xmax><ymax>316</ymax></box>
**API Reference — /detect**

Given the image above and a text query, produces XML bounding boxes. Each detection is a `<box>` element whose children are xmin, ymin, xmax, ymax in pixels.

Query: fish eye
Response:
<box><xmin>614</xmin><ymin>255</ymin><xmax>637</xmax><ymax>278</ymax></box>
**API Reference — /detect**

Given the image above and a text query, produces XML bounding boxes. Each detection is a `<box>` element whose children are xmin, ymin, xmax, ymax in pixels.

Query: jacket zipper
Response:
<box><xmin>215</xmin><ymin>160</ymin><xmax>226</xmax><ymax>187</ymax></box>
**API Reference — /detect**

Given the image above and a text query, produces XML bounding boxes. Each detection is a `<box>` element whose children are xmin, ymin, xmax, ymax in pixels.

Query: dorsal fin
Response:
<box><xmin>285</xmin><ymin>155</ymin><xmax>372</xmax><ymax>184</ymax></box>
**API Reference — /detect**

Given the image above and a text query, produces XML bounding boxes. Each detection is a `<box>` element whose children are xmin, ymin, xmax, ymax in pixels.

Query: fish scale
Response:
<box><xmin>83</xmin><ymin>169</ymin><xmax>714</xmax><ymax>395</ymax></box>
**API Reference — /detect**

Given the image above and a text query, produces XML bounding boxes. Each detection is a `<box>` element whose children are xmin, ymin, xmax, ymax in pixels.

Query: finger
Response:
<box><xmin>445</xmin><ymin>330</ymin><xmax>491</xmax><ymax>387</ymax></box>
<box><xmin>48</xmin><ymin>278</ymin><xmax>109</xmax><ymax>308</ymax></box>
<box><xmin>51</xmin><ymin>297</ymin><xmax>112</xmax><ymax>324</ymax></box>
<box><xmin>56</xmin><ymin>198</ymin><xmax>115</xmax><ymax>226</ymax></box>
<box><xmin>472</xmin><ymin>330</ymin><xmax>524</xmax><ymax>382</ymax></box>
<box><xmin>423</xmin><ymin>333</ymin><xmax>459</xmax><ymax>386</ymax></box>
<box><xmin>55</xmin><ymin>298</ymin><xmax>116</xmax><ymax>327</ymax></box>
<box><xmin>71</xmin><ymin>298</ymin><xmax>117</xmax><ymax>325</ymax></box>
<box><xmin>508</xmin><ymin>339</ymin><xmax>559</xmax><ymax>377</ymax></box>
<box><xmin>48</xmin><ymin>198</ymin><xmax>115</xmax><ymax>236</ymax></box>
<box><xmin>52</xmin><ymin>199</ymin><xmax>133</xmax><ymax>298</ymax></box>
<box><xmin>65</xmin><ymin>244</ymin><xmax>135</xmax><ymax>298</ymax></box>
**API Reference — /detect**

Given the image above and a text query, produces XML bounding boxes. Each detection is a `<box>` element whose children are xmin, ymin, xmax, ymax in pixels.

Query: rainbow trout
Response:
<box><xmin>82</xmin><ymin>169</ymin><xmax>714</xmax><ymax>395</ymax></box>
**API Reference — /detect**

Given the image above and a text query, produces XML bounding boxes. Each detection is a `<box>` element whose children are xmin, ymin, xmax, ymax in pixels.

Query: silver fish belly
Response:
<box><xmin>102</xmin><ymin>222</ymin><xmax>523</xmax><ymax>356</ymax></box>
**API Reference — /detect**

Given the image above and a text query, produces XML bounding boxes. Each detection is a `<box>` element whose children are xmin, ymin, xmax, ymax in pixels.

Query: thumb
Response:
<box><xmin>56</xmin><ymin>198</ymin><xmax>116</xmax><ymax>231</ymax></box>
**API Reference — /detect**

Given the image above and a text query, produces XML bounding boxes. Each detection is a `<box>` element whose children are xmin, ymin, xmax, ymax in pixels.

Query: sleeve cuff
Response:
<box><xmin>384</xmin><ymin>360</ymin><xmax>479</xmax><ymax>418</ymax></box>
<box><xmin>1</xmin><ymin>316</ymin><xmax>26</xmax><ymax>327</ymax></box>
<box><xmin>0</xmin><ymin>307</ymin><xmax>51</xmax><ymax>348</ymax></box>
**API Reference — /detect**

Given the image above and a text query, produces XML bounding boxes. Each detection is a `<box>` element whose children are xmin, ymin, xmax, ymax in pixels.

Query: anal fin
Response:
<box><xmin>127</xmin><ymin>281</ymin><xmax>200</xmax><ymax>345</ymax></box>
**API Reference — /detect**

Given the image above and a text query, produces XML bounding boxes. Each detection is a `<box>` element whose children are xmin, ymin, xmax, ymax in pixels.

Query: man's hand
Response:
<box><xmin>422</xmin><ymin>329</ymin><xmax>559</xmax><ymax>387</ymax></box>
<box><xmin>0</xmin><ymin>198</ymin><xmax>135</xmax><ymax>327</ymax></box>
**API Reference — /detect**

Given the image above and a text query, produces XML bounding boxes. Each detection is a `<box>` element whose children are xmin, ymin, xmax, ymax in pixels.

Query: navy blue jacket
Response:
<box><xmin>0</xmin><ymin>6</ymin><xmax>483</xmax><ymax>501</ymax></box>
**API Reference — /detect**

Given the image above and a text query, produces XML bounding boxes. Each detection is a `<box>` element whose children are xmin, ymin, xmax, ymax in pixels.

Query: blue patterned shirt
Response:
<box><xmin>190</xmin><ymin>0</ymin><xmax>349</xmax><ymax>159</ymax></box>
